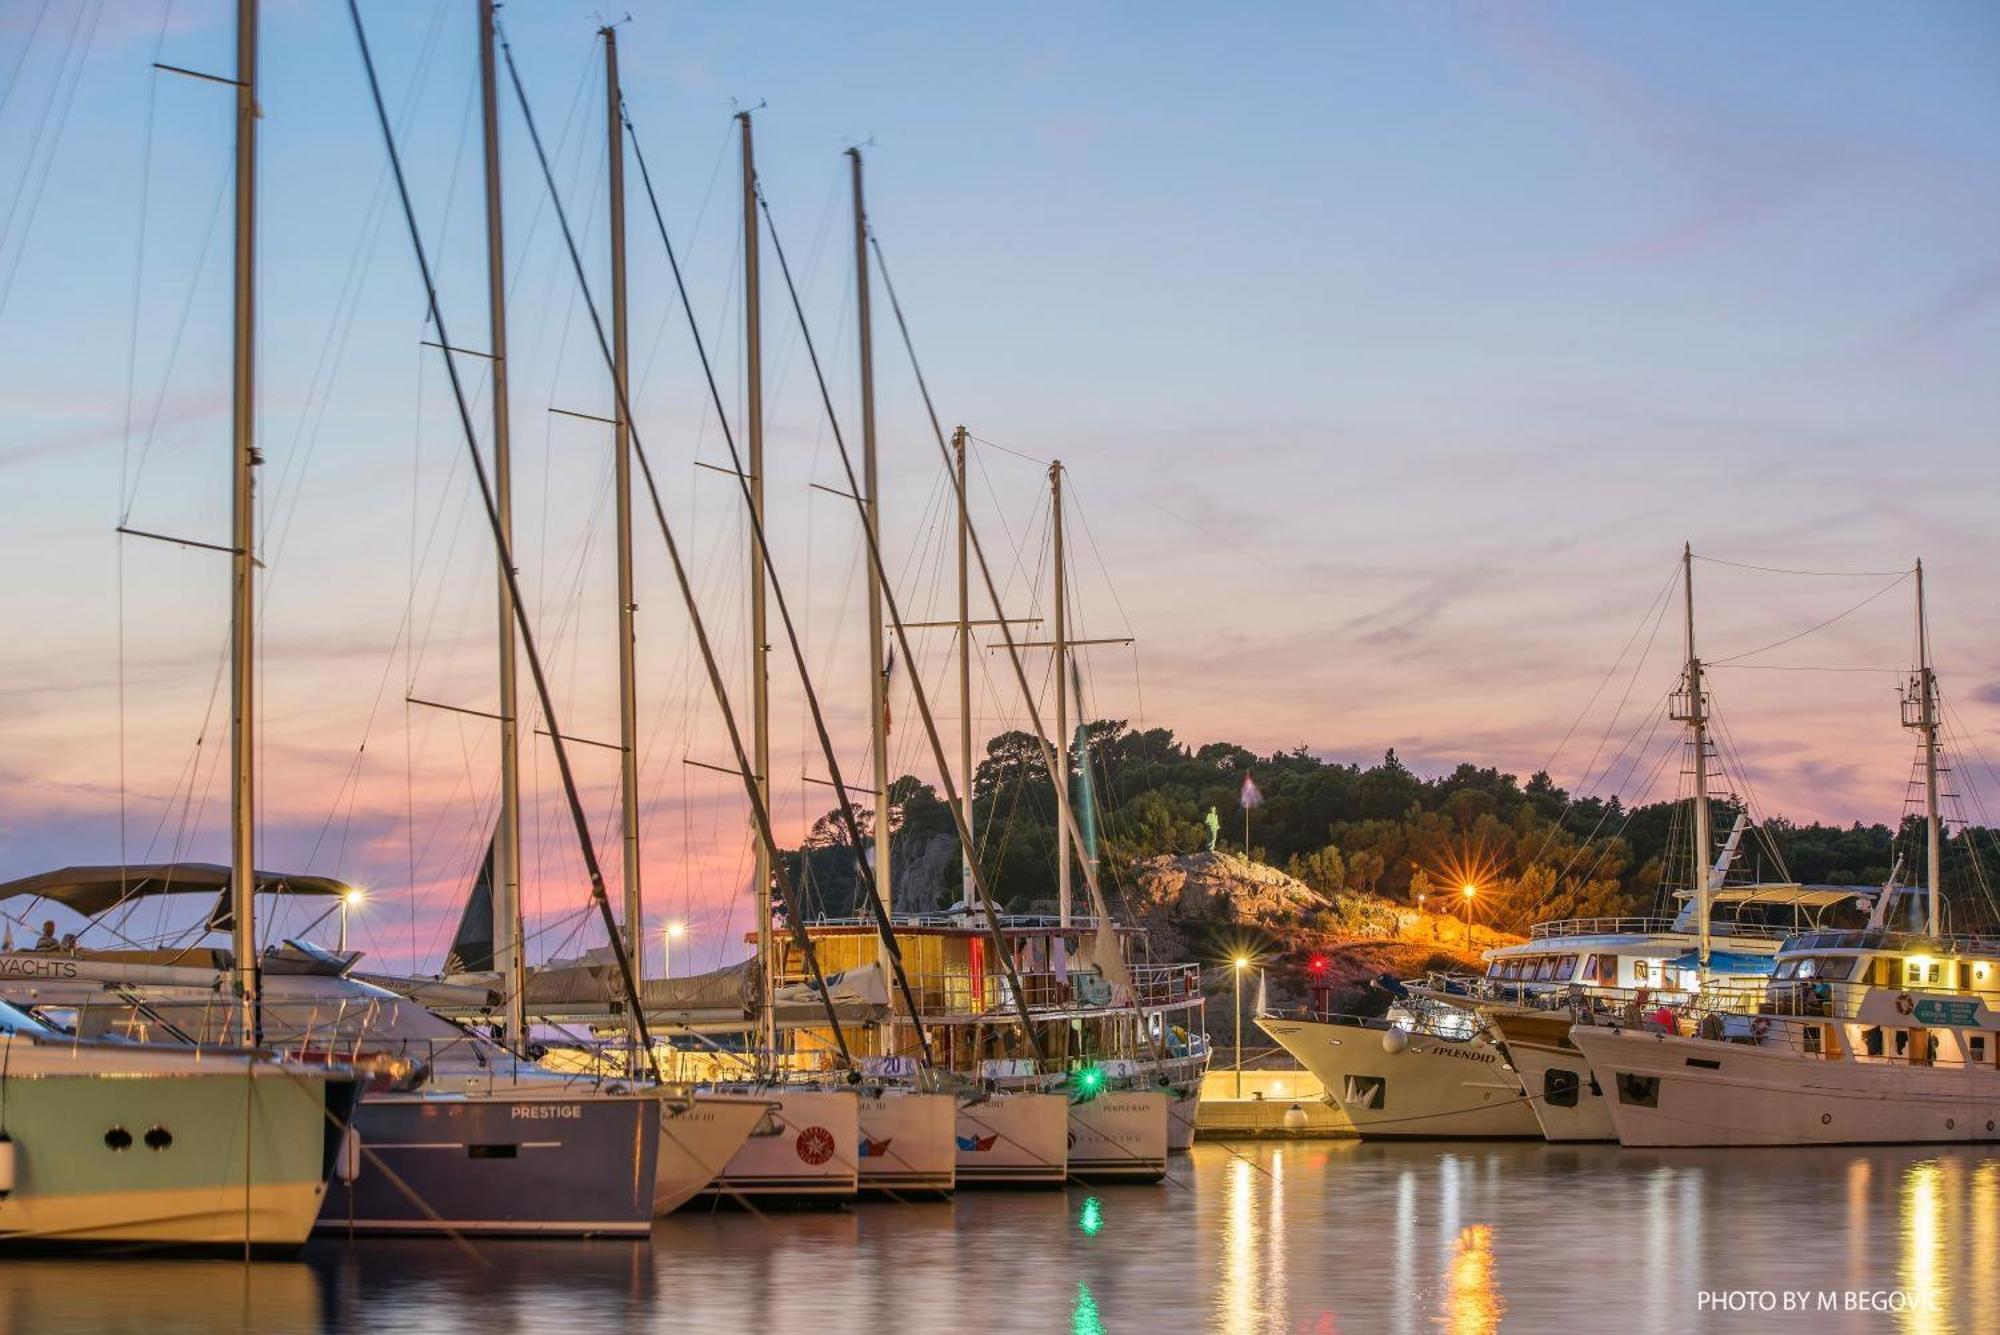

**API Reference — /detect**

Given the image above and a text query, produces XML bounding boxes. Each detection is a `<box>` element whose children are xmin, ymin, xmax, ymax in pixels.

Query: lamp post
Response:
<box><xmin>1460</xmin><ymin>884</ymin><xmax>1476</xmax><ymax>948</ymax></box>
<box><xmin>1233</xmin><ymin>955</ymin><xmax>1249</xmax><ymax>1098</ymax></box>
<box><xmin>662</xmin><ymin>920</ymin><xmax>686</xmax><ymax>979</ymax></box>
<box><xmin>339</xmin><ymin>888</ymin><xmax>364</xmax><ymax>952</ymax></box>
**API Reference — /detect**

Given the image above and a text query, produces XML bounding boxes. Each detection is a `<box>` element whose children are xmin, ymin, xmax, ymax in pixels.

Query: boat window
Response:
<box><xmin>1862</xmin><ymin>1026</ymin><xmax>1884</xmax><ymax>1057</ymax></box>
<box><xmin>1580</xmin><ymin>954</ymin><xmax>1602</xmax><ymax>983</ymax></box>
<box><xmin>0</xmin><ymin>999</ymin><xmax>52</xmax><ymax>1036</ymax></box>
<box><xmin>1815</xmin><ymin>957</ymin><xmax>1856</xmax><ymax>982</ymax></box>
<box><xmin>1485</xmin><ymin>960</ymin><xmax>1504</xmax><ymax>978</ymax></box>
<box><xmin>1535</xmin><ymin>957</ymin><xmax>1558</xmax><ymax>982</ymax></box>
<box><xmin>1970</xmin><ymin>1034</ymin><xmax>1987</xmax><ymax>1065</ymax></box>
<box><xmin>1803</xmin><ymin>1026</ymin><xmax>1821</xmax><ymax>1055</ymax></box>
<box><xmin>1773</xmin><ymin>960</ymin><xmax>1798</xmax><ymax>980</ymax></box>
<box><xmin>1554</xmin><ymin>956</ymin><xmax>1577</xmax><ymax>982</ymax></box>
<box><xmin>1796</xmin><ymin>958</ymin><xmax>1819</xmax><ymax>980</ymax></box>
<box><xmin>1904</xmin><ymin>958</ymin><xmax>1943</xmax><ymax>987</ymax></box>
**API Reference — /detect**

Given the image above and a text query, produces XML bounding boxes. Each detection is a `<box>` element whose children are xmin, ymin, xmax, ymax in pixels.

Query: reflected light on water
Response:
<box><xmin>1077</xmin><ymin>1196</ymin><xmax>1104</xmax><ymax>1238</ymax></box>
<box><xmin>1218</xmin><ymin>1156</ymin><xmax>1256</xmax><ymax>1335</ymax></box>
<box><xmin>1073</xmin><ymin>1282</ymin><xmax>1107</xmax><ymax>1335</ymax></box>
<box><xmin>1972</xmin><ymin>1163</ymin><xmax>1997</xmax><ymax>1326</ymax></box>
<box><xmin>1445</xmin><ymin>1224</ymin><xmax>1505</xmax><ymax>1335</ymax></box>
<box><xmin>1847</xmin><ymin>1156</ymin><xmax>1873</xmax><ymax>1293</ymax></box>
<box><xmin>1899</xmin><ymin>1159</ymin><xmax>1949</xmax><ymax>1334</ymax></box>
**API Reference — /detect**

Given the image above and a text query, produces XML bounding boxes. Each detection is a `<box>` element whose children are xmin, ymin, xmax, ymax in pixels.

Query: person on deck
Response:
<box><xmin>32</xmin><ymin>920</ymin><xmax>58</xmax><ymax>951</ymax></box>
<box><xmin>1203</xmin><ymin>806</ymin><xmax>1220</xmax><ymax>853</ymax></box>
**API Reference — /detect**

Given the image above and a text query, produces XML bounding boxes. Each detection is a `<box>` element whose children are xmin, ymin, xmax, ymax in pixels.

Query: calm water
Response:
<box><xmin>2</xmin><ymin>1142</ymin><xmax>1991</xmax><ymax>1332</ymax></box>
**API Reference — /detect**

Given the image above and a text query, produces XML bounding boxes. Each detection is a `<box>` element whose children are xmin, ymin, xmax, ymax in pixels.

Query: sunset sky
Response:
<box><xmin>2</xmin><ymin>2</ymin><xmax>1996</xmax><ymax>973</ymax></box>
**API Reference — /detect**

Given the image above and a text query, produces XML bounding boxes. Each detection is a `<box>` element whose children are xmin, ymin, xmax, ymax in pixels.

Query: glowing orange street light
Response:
<box><xmin>1460</xmin><ymin>883</ymin><xmax>1477</xmax><ymax>948</ymax></box>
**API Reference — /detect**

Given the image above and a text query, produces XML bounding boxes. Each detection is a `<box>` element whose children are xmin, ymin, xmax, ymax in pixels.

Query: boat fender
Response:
<box><xmin>337</xmin><ymin>1127</ymin><xmax>362</xmax><ymax>1185</ymax></box>
<box><xmin>1382</xmin><ymin>1028</ymin><xmax>1410</xmax><ymax>1055</ymax></box>
<box><xmin>1281</xmin><ymin>1104</ymin><xmax>1309</xmax><ymax>1133</ymax></box>
<box><xmin>0</xmin><ymin>1133</ymin><xmax>13</xmax><ymax>1197</ymax></box>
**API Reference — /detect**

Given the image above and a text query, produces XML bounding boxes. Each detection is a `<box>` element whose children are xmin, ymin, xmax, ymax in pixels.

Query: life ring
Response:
<box><xmin>1750</xmin><ymin>1017</ymin><xmax>1771</xmax><ymax>1040</ymax></box>
<box><xmin>1896</xmin><ymin>992</ymin><xmax>1916</xmax><ymax>1017</ymax></box>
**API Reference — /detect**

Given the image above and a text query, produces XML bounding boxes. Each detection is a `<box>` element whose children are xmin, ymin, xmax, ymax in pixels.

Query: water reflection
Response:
<box><xmin>1445</xmin><ymin>1224</ymin><xmax>1504</xmax><ymax>1334</ymax></box>
<box><xmin>2</xmin><ymin>1144</ymin><xmax>1999</xmax><ymax>1330</ymax></box>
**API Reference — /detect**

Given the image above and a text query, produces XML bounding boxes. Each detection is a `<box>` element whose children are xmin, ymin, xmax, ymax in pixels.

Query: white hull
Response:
<box><xmin>655</xmin><ymin>1095</ymin><xmax>768</xmax><ymax>1214</ymax></box>
<box><xmin>1166</xmin><ymin>1088</ymin><xmax>1201</xmax><ymax>1151</ymax></box>
<box><xmin>0</xmin><ymin>1036</ymin><xmax>346</xmax><ymax>1249</ymax></box>
<box><xmin>857</xmin><ymin>1090</ymin><xmax>956</xmax><ymax>1194</ymax></box>
<box><xmin>701</xmin><ymin>1088</ymin><xmax>860</xmax><ymax>1200</ymax></box>
<box><xmin>952</xmin><ymin>1091</ymin><xmax>1067</xmax><ymax>1186</ymax></box>
<box><xmin>1571</xmin><ymin>1025</ymin><xmax>2000</xmax><ymax>1148</ymax></box>
<box><xmin>1505</xmin><ymin>1039</ymin><xmax>1615</xmax><ymax>1142</ymax></box>
<box><xmin>1259</xmin><ymin>1016</ymin><xmax>1539</xmax><ymax>1139</ymax></box>
<box><xmin>1066</xmin><ymin>1091</ymin><xmax>1169</xmax><ymax>1181</ymax></box>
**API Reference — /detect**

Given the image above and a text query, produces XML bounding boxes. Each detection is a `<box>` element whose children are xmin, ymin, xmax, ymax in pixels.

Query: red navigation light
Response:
<box><xmin>1306</xmin><ymin>954</ymin><xmax>1329</xmax><ymax>974</ymax></box>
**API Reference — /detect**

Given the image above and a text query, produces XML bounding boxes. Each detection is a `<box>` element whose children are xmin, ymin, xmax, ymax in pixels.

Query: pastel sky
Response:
<box><xmin>2</xmin><ymin>2</ymin><xmax>1997</xmax><ymax>974</ymax></box>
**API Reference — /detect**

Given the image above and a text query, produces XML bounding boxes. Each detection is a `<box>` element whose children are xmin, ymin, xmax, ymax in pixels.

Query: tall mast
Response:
<box><xmin>1910</xmin><ymin>559</ymin><xmax>1942</xmax><ymax>936</ymax></box>
<box><xmin>228</xmin><ymin>0</ymin><xmax>260</xmax><ymax>1044</ymax></box>
<box><xmin>1676</xmin><ymin>543</ymin><xmax>1713</xmax><ymax>971</ymax></box>
<box><xmin>478</xmin><ymin>0</ymin><xmax>524</xmax><ymax>1047</ymax></box>
<box><xmin>1050</xmin><ymin>461</ymin><xmax>1070</xmax><ymax>927</ymax></box>
<box><xmin>954</xmin><ymin>427</ymin><xmax>974</xmax><ymax>895</ymax></box>
<box><xmin>849</xmin><ymin>148</ymin><xmax>896</xmax><ymax>1045</ymax></box>
<box><xmin>741</xmin><ymin>111</ymin><xmax>776</xmax><ymax>1062</ymax></box>
<box><xmin>604</xmin><ymin>27</ymin><xmax>644</xmax><ymax>1052</ymax></box>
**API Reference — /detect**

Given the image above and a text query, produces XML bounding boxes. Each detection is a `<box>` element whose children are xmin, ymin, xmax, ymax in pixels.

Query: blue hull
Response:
<box><xmin>318</xmin><ymin>1091</ymin><xmax>659</xmax><ymax>1237</ymax></box>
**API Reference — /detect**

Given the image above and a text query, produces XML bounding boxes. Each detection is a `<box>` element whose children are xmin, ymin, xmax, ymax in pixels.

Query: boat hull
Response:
<box><xmin>699</xmin><ymin>1089</ymin><xmax>860</xmax><ymax>1202</ymax></box>
<box><xmin>319</xmin><ymin>1090</ymin><xmax>660</xmax><ymax>1235</ymax></box>
<box><xmin>952</xmin><ymin>1091</ymin><xmax>1067</xmax><ymax>1186</ymax></box>
<box><xmin>1066</xmin><ymin>1091</ymin><xmax>1169</xmax><ymax>1181</ymax></box>
<box><xmin>1570</xmin><ymin>1025</ymin><xmax>2000</xmax><ymax>1148</ymax></box>
<box><xmin>1258</xmin><ymin>1016</ymin><xmax>1540</xmax><ymax>1139</ymax></box>
<box><xmin>1488</xmin><ymin>1012</ymin><xmax>1615</xmax><ymax>1143</ymax></box>
<box><xmin>857</xmin><ymin>1090</ymin><xmax>955</xmax><ymax>1195</ymax></box>
<box><xmin>654</xmin><ymin>1094</ymin><xmax>768</xmax><ymax>1214</ymax></box>
<box><xmin>0</xmin><ymin>1039</ymin><xmax>351</xmax><ymax>1250</ymax></box>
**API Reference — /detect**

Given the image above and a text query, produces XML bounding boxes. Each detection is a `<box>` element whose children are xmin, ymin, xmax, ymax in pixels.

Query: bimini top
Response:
<box><xmin>0</xmin><ymin>863</ymin><xmax>354</xmax><ymax>917</ymax></box>
<box><xmin>1671</xmin><ymin>883</ymin><xmax>1875</xmax><ymax>910</ymax></box>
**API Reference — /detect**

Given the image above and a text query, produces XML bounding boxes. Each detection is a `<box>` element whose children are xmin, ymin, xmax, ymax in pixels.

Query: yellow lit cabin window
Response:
<box><xmin>1902</xmin><ymin>958</ymin><xmax>1943</xmax><ymax>988</ymax></box>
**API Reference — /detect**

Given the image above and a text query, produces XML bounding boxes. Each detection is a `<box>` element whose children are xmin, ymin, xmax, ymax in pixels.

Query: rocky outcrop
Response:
<box><xmin>1127</xmin><ymin>851</ymin><xmax>1330</xmax><ymax>929</ymax></box>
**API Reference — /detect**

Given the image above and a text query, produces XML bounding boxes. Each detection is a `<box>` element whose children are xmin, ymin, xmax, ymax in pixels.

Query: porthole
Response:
<box><xmin>1946</xmin><ymin>1119</ymin><xmax>1956</xmax><ymax>1132</ymax></box>
<box><xmin>144</xmin><ymin>1126</ymin><xmax>173</xmax><ymax>1151</ymax></box>
<box><xmin>104</xmin><ymin>1126</ymin><xmax>133</xmax><ymax>1151</ymax></box>
<box><xmin>1821</xmin><ymin>1113</ymin><xmax>1833</xmax><ymax>1126</ymax></box>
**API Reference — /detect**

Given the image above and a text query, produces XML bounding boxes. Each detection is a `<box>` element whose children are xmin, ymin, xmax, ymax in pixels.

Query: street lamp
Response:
<box><xmin>1460</xmin><ymin>883</ymin><xmax>1477</xmax><ymax>948</ymax></box>
<box><xmin>339</xmin><ymin>888</ymin><xmax>364</xmax><ymax>952</ymax></box>
<box><xmin>662</xmin><ymin>920</ymin><xmax>687</xmax><ymax>979</ymax></box>
<box><xmin>1233</xmin><ymin>955</ymin><xmax>1250</xmax><ymax>1098</ymax></box>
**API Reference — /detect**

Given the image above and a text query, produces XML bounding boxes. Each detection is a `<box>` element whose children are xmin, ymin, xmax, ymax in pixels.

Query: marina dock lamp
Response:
<box><xmin>663</xmin><ymin>921</ymin><xmax>687</xmax><ymax>978</ymax></box>
<box><xmin>1460</xmin><ymin>884</ymin><xmax>1477</xmax><ymax>947</ymax></box>
<box><xmin>340</xmin><ymin>888</ymin><xmax>365</xmax><ymax>952</ymax></box>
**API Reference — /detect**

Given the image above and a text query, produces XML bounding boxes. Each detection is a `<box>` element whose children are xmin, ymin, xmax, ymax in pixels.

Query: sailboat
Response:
<box><xmin>1569</xmin><ymin>561</ymin><xmax>2000</xmax><ymax>1146</ymax></box>
<box><xmin>0</xmin><ymin>998</ymin><xmax>359</xmax><ymax>1250</ymax></box>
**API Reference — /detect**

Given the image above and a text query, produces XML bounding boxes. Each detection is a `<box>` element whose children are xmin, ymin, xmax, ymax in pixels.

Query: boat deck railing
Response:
<box><xmin>774</xmin><ymin>961</ymin><xmax>1206</xmax><ymax>1019</ymax></box>
<box><xmin>1783</xmin><ymin>928</ymin><xmax>2000</xmax><ymax>957</ymax></box>
<box><xmin>1527</xmin><ymin>917</ymin><xmax>1796</xmax><ymax>943</ymax></box>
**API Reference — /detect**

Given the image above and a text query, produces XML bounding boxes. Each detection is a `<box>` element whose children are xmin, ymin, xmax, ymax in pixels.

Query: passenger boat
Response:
<box><xmin>0</xmin><ymin>1000</ymin><xmax>360</xmax><ymax>1251</ymax></box>
<box><xmin>1570</xmin><ymin>562</ymin><xmax>1999</xmax><ymax>1148</ymax></box>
